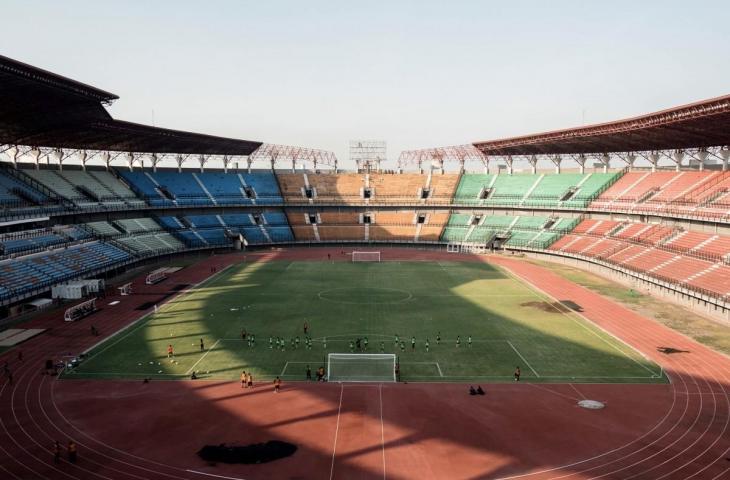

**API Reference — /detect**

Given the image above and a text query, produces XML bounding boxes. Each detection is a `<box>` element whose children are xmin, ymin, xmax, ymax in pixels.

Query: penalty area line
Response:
<box><xmin>499</xmin><ymin>265</ymin><xmax>660</xmax><ymax>377</ymax></box>
<box><xmin>507</xmin><ymin>341</ymin><xmax>540</xmax><ymax>377</ymax></box>
<box><xmin>281</xmin><ymin>361</ymin><xmax>313</xmax><ymax>376</ymax></box>
<box><xmin>187</xmin><ymin>339</ymin><xmax>221</xmax><ymax>375</ymax></box>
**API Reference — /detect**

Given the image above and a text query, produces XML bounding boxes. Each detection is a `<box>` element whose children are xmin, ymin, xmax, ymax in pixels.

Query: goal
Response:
<box><xmin>327</xmin><ymin>353</ymin><xmax>396</xmax><ymax>382</ymax></box>
<box><xmin>352</xmin><ymin>251</ymin><xmax>381</xmax><ymax>262</ymax></box>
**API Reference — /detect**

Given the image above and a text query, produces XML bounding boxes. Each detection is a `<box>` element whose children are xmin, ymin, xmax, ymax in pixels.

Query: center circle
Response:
<box><xmin>318</xmin><ymin>287</ymin><xmax>412</xmax><ymax>304</ymax></box>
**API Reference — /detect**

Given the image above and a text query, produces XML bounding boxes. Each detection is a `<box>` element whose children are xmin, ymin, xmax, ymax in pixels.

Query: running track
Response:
<box><xmin>0</xmin><ymin>248</ymin><xmax>727</xmax><ymax>479</ymax></box>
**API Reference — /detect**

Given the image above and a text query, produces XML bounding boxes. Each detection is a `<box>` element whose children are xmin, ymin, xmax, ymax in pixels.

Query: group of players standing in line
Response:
<box><xmin>171</xmin><ymin>321</ymin><xmax>523</xmax><ymax>384</ymax></box>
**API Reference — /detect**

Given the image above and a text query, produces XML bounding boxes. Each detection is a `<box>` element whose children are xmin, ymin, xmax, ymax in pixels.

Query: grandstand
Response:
<box><xmin>1</xmin><ymin>36</ymin><xmax>730</xmax><ymax>480</ymax></box>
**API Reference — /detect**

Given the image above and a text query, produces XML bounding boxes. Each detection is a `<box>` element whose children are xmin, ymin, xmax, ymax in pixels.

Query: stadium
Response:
<box><xmin>2</xmin><ymin>4</ymin><xmax>730</xmax><ymax>479</ymax></box>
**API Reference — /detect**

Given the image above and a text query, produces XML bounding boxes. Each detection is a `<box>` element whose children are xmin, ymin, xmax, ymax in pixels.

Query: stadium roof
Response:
<box><xmin>473</xmin><ymin>95</ymin><xmax>730</xmax><ymax>156</ymax></box>
<box><xmin>0</xmin><ymin>55</ymin><xmax>262</xmax><ymax>156</ymax></box>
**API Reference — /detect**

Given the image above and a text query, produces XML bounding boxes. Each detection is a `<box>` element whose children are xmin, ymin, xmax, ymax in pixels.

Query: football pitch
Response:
<box><xmin>68</xmin><ymin>260</ymin><xmax>666</xmax><ymax>383</ymax></box>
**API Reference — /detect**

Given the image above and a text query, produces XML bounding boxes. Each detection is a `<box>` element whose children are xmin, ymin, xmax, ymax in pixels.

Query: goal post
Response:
<box><xmin>352</xmin><ymin>251</ymin><xmax>381</xmax><ymax>262</ymax></box>
<box><xmin>327</xmin><ymin>353</ymin><xmax>396</xmax><ymax>382</ymax></box>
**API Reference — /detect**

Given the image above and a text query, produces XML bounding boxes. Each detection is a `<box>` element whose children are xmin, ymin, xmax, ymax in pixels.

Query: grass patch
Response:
<box><xmin>67</xmin><ymin>260</ymin><xmax>665</xmax><ymax>384</ymax></box>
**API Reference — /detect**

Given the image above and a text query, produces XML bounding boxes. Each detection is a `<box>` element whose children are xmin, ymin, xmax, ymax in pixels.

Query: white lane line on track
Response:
<box><xmin>380</xmin><ymin>384</ymin><xmax>386</xmax><ymax>480</ymax></box>
<box><xmin>329</xmin><ymin>384</ymin><xmax>344</xmax><ymax>480</ymax></box>
<box><xmin>186</xmin><ymin>469</ymin><xmax>247</xmax><ymax>479</ymax></box>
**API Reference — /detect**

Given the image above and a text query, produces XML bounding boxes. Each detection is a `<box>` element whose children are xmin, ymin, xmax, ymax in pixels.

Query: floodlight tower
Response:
<box><xmin>350</xmin><ymin>140</ymin><xmax>386</xmax><ymax>172</ymax></box>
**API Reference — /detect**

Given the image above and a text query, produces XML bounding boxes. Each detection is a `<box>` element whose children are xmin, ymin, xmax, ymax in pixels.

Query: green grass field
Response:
<box><xmin>67</xmin><ymin>260</ymin><xmax>666</xmax><ymax>383</ymax></box>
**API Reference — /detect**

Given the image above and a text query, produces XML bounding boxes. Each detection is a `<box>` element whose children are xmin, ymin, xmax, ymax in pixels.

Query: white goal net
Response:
<box><xmin>352</xmin><ymin>251</ymin><xmax>381</xmax><ymax>262</ymax></box>
<box><xmin>327</xmin><ymin>353</ymin><xmax>396</xmax><ymax>382</ymax></box>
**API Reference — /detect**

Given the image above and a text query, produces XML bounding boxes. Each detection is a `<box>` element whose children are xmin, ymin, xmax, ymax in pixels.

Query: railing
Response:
<box><xmin>0</xmin><ymin>165</ymin><xmax>68</xmax><ymax>205</ymax></box>
<box><xmin>508</xmin><ymin>244</ymin><xmax>730</xmax><ymax>305</ymax></box>
<box><xmin>672</xmin><ymin>172</ymin><xmax>730</xmax><ymax>205</ymax></box>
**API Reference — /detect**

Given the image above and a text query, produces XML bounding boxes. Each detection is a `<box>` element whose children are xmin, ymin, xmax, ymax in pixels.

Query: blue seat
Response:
<box><xmin>220</xmin><ymin>214</ymin><xmax>255</xmax><ymax>226</ymax></box>
<box><xmin>0</xmin><ymin>242</ymin><xmax>131</xmax><ymax>301</ymax></box>
<box><xmin>263</xmin><ymin>212</ymin><xmax>288</xmax><ymax>225</ymax></box>
<box><xmin>241</xmin><ymin>227</ymin><xmax>269</xmax><ymax>244</ymax></box>
<box><xmin>266</xmin><ymin>226</ymin><xmax>294</xmax><ymax>242</ymax></box>
<box><xmin>186</xmin><ymin>215</ymin><xmax>223</xmax><ymax>228</ymax></box>
<box><xmin>242</xmin><ymin>173</ymin><xmax>284</xmax><ymax>204</ymax></box>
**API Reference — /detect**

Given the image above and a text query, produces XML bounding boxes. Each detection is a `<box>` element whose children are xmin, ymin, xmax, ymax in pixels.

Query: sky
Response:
<box><xmin>3</xmin><ymin>1</ymin><xmax>729</xmax><ymax>169</ymax></box>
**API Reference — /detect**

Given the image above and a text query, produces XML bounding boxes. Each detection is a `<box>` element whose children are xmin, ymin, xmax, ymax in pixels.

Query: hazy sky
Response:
<box><xmin>3</xmin><ymin>1</ymin><xmax>729</xmax><ymax>169</ymax></box>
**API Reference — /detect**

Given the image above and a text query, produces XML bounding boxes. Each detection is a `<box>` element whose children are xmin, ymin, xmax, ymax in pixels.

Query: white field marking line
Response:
<box><xmin>401</xmin><ymin>374</ymin><xmax>661</xmax><ymax>379</ymax></box>
<box><xmin>186</xmin><ymin>339</ymin><xmax>221</xmax><ymax>375</ymax></box>
<box><xmin>677</xmin><ymin>391</ymin><xmax>730</xmax><ymax>395</ymax></box>
<box><xmin>82</xmin><ymin>263</ymin><xmax>236</xmax><ymax>361</ymax></box>
<box><xmin>48</xmin><ymin>335</ymin><xmax>280</xmax><ymax>480</ymax></box>
<box><xmin>435</xmin><ymin>362</ymin><xmax>443</xmax><ymax>377</ymax></box>
<box><xmin>499</xmin><ymin>265</ymin><xmax>660</xmax><ymax>377</ymax></box>
<box><xmin>329</xmin><ymin>384</ymin><xmax>344</xmax><ymax>480</ymax></box>
<box><xmin>186</xmin><ymin>469</ymin><xmax>246</xmax><ymax>480</ymax></box>
<box><xmin>35</xmin><ymin>375</ymin><xmax>183</xmax><ymax>480</ymax></box>
<box><xmin>507</xmin><ymin>341</ymin><xmax>540</xmax><ymax>377</ymax></box>
<box><xmin>280</xmin><ymin>361</ymin><xmax>314</xmax><ymax>376</ymax></box>
<box><xmin>379</xmin><ymin>384</ymin><xmax>387</xmax><ymax>480</ymax></box>
<box><xmin>65</xmin><ymin>372</ymin><xmax>188</xmax><ymax>377</ymax></box>
<box><xmin>317</xmin><ymin>287</ymin><xmax>413</xmax><ymax>305</ymax></box>
<box><xmin>420</xmin><ymin>293</ymin><xmax>536</xmax><ymax>297</ymax></box>
<box><xmin>568</xmin><ymin>383</ymin><xmax>587</xmax><ymax>400</ymax></box>
<box><xmin>528</xmin><ymin>383</ymin><xmax>581</xmax><ymax>402</ymax></box>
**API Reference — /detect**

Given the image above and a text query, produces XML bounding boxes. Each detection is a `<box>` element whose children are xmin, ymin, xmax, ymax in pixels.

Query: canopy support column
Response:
<box><xmin>528</xmin><ymin>155</ymin><xmax>537</xmax><ymax>174</ymax></box>
<box><xmin>126</xmin><ymin>152</ymin><xmax>135</xmax><ymax>171</ymax></box>
<box><xmin>721</xmin><ymin>149</ymin><xmax>730</xmax><ymax>171</ymax></box>
<box><xmin>102</xmin><ymin>152</ymin><xmax>111</xmax><ymax>171</ymax></box>
<box><xmin>617</xmin><ymin>153</ymin><xmax>636</xmax><ymax>171</ymax></box>
<box><xmin>51</xmin><ymin>148</ymin><xmax>62</xmax><ymax>170</ymax></box>
<box><xmin>672</xmin><ymin>150</ymin><xmax>684</xmax><ymax>172</ymax></box>
<box><xmin>5</xmin><ymin>146</ymin><xmax>19</xmax><ymax>169</ymax></box>
<box><xmin>649</xmin><ymin>152</ymin><xmax>660</xmax><ymax>172</ymax></box>
<box><xmin>176</xmin><ymin>154</ymin><xmax>184</xmax><ymax>173</ymax></box>
<box><xmin>31</xmin><ymin>148</ymin><xmax>41</xmax><ymax>170</ymax></box>
<box><xmin>78</xmin><ymin>151</ymin><xmax>88</xmax><ymax>171</ymax></box>
<box><xmin>600</xmin><ymin>153</ymin><xmax>610</xmax><ymax>173</ymax></box>
<box><xmin>626</xmin><ymin>153</ymin><xmax>636</xmax><ymax>171</ymax></box>
<box><xmin>551</xmin><ymin>155</ymin><xmax>562</xmax><ymax>174</ymax></box>
<box><xmin>505</xmin><ymin>156</ymin><xmax>514</xmax><ymax>175</ymax></box>
<box><xmin>695</xmin><ymin>150</ymin><xmax>708</xmax><ymax>171</ymax></box>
